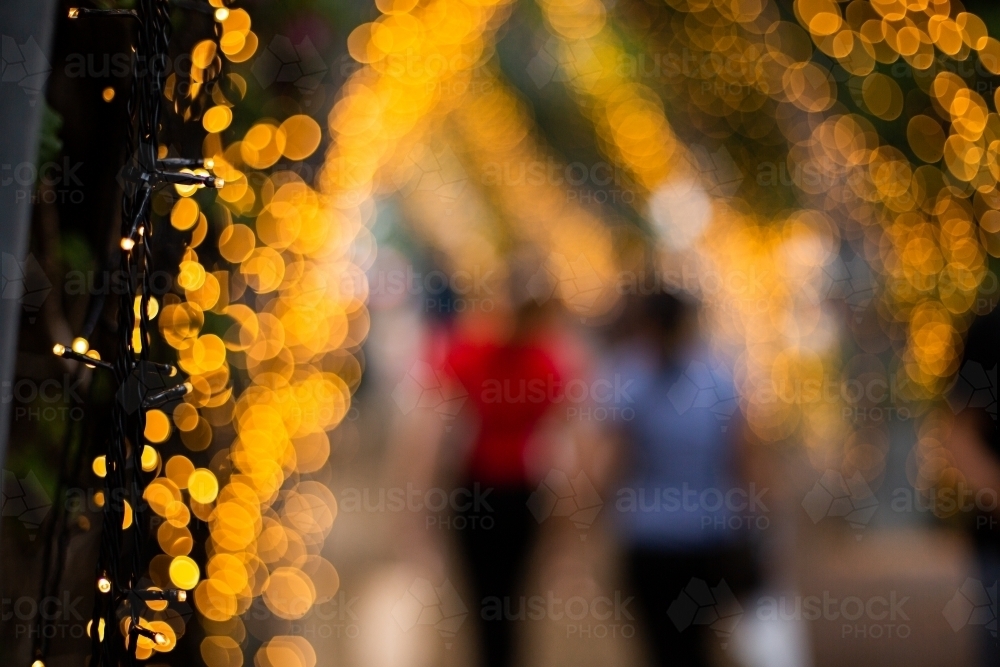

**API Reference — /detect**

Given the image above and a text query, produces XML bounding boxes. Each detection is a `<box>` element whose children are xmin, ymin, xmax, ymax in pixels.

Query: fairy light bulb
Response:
<box><xmin>176</xmin><ymin>590</ymin><xmax>187</xmax><ymax>602</ymax></box>
<box><xmin>204</xmin><ymin>158</ymin><xmax>215</xmax><ymax>170</ymax></box>
<box><xmin>121</xmin><ymin>238</ymin><xmax>135</xmax><ymax>252</ymax></box>
<box><xmin>52</xmin><ymin>343</ymin><xmax>66</xmax><ymax>356</ymax></box>
<box><xmin>71</xmin><ymin>337</ymin><xmax>89</xmax><ymax>354</ymax></box>
<box><xmin>84</xmin><ymin>350</ymin><xmax>101</xmax><ymax>369</ymax></box>
<box><xmin>32</xmin><ymin>660</ymin><xmax>45</xmax><ymax>667</ymax></box>
<box><xmin>68</xmin><ymin>8</ymin><xmax>79</xmax><ymax>18</ymax></box>
<box><xmin>141</xmin><ymin>445</ymin><xmax>158</xmax><ymax>472</ymax></box>
<box><xmin>122</xmin><ymin>500</ymin><xmax>133</xmax><ymax>529</ymax></box>
<box><xmin>86</xmin><ymin>618</ymin><xmax>106</xmax><ymax>641</ymax></box>
<box><xmin>214</xmin><ymin>7</ymin><xmax>229</xmax><ymax>21</ymax></box>
<box><xmin>97</xmin><ymin>576</ymin><xmax>111</xmax><ymax>593</ymax></box>
<box><xmin>154</xmin><ymin>632</ymin><xmax>168</xmax><ymax>646</ymax></box>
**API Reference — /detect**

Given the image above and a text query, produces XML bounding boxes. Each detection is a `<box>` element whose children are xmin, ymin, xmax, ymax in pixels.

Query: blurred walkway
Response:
<box><xmin>306</xmin><ymin>307</ymin><xmax>981</xmax><ymax>667</ymax></box>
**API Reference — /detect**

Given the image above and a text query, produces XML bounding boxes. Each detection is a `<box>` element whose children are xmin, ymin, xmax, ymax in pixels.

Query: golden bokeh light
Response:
<box><xmin>165</xmin><ymin>455</ymin><xmax>195</xmax><ymax>489</ymax></box>
<box><xmin>141</xmin><ymin>445</ymin><xmax>159</xmax><ymax>472</ymax></box>
<box><xmin>278</xmin><ymin>115</ymin><xmax>322</xmax><ymax>161</ymax></box>
<box><xmin>203</xmin><ymin>105</ymin><xmax>234</xmax><ymax>133</ymax></box>
<box><xmin>188</xmin><ymin>468</ymin><xmax>220</xmax><ymax>503</ymax></box>
<box><xmin>169</xmin><ymin>555</ymin><xmax>201</xmax><ymax>590</ymax></box>
<box><xmin>144</xmin><ymin>409</ymin><xmax>172</xmax><ymax>444</ymax></box>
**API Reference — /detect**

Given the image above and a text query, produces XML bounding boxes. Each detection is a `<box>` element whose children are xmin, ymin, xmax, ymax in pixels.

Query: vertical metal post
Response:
<box><xmin>0</xmin><ymin>0</ymin><xmax>60</xmax><ymax>478</ymax></box>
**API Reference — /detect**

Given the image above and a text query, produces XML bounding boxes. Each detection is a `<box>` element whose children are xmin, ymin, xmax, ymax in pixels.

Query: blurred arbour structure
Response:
<box><xmin>10</xmin><ymin>0</ymin><xmax>1000</xmax><ymax>662</ymax></box>
<box><xmin>521</xmin><ymin>0</ymin><xmax>1000</xmax><ymax>515</ymax></box>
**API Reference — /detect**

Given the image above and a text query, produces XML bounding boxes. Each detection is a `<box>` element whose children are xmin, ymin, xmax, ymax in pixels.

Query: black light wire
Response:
<box><xmin>53</xmin><ymin>2</ymin><xmax>225</xmax><ymax>666</ymax></box>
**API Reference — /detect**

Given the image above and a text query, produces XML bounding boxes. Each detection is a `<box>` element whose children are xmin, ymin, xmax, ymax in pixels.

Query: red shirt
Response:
<box><xmin>447</xmin><ymin>338</ymin><xmax>563</xmax><ymax>487</ymax></box>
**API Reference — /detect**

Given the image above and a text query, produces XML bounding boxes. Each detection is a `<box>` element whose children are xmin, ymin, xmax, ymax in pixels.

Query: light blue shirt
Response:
<box><xmin>607</xmin><ymin>344</ymin><xmax>743</xmax><ymax>551</ymax></box>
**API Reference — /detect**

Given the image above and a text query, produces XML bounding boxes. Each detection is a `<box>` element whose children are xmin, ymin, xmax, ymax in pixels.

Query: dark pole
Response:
<box><xmin>0</xmin><ymin>0</ymin><xmax>60</xmax><ymax>478</ymax></box>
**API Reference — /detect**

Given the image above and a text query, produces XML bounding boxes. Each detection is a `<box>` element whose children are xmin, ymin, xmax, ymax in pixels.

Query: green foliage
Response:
<box><xmin>60</xmin><ymin>232</ymin><xmax>94</xmax><ymax>276</ymax></box>
<box><xmin>202</xmin><ymin>309</ymin><xmax>235</xmax><ymax>339</ymax></box>
<box><xmin>36</xmin><ymin>103</ymin><xmax>63</xmax><ymax>169</ymax></box>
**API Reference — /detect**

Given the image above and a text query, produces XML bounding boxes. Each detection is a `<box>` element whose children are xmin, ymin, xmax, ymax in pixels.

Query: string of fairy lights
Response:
<box><xmin>53</xmin><ymin>2</ymin><xmax>351</xmax><ymax>667</ymax></box>
<box><xmin>40</xmin><ymin>2</ymin><xmax>231</xmax><ymax>666</ymax></box>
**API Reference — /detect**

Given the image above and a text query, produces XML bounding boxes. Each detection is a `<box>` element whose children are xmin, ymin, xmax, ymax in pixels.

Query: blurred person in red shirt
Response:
<box><xmin>445</xmin><ymin>292</ymin><xmax>571</xmax><ymax>667</ymax></box>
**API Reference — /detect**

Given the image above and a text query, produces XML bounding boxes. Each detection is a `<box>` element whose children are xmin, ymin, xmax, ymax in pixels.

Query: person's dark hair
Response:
<box><xmin>642</xmin><ymin>291</ymin><xmax>695</xmax><ymax>336</ymax></box>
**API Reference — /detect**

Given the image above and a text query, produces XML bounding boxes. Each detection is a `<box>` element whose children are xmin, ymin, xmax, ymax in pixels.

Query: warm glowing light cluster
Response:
<box><xmin>536</xmin><ymin>0</ymin><xmax>999</xmax><ymax>507</ymax></box>
<box><xmin>183</xmin><ymin>21</ymin><xmax>350</xmax><ymax>667</ymax></box>
<box><xmin>82</xmin><ymin>5</ymin><xmax>352</xmax><ymax>665</ymax></box>
<box><xmin>536</xmin><ymin>0</ymin><xmax>842</xmax><ymax>449</ymax></box>
<box><xmin>783</xmin><ymin>0</ymin><xmax>1000</xmax><ymax>496</ymax></box>
<box><xmin>537</xmin><ymin>0</ymin><xmax>682</xmax><ymax>194</ymax></box>
<box><xmin>451</xmin><ymin>68</ymin><xmax>621</xmax><ymax>318</ymax></box>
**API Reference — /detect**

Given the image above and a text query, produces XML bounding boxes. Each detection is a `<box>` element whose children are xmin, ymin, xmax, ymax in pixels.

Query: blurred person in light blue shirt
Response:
<box><xmin>604</xmin><ymin>292</ymin><xmax>759</xmax><ymax>667</ymax></box>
